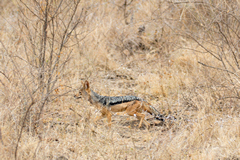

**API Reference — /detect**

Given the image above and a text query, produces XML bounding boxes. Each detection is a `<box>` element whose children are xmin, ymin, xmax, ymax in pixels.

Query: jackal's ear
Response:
<box><xmin>84</xmin><ymin>80</ymin><xmax>89</xmax><ymax>89</ymax></box>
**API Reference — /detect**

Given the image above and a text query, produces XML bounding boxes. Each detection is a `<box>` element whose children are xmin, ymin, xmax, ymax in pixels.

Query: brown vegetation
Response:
<box><xmin>1</xmin><ymin>0</ymin><xmax>240</xmax><ymax>159</ymax></box>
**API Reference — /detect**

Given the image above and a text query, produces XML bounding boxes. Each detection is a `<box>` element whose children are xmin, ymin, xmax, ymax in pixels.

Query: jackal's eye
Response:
<box><xmin>78</xmin><ymin>91</ymin><xmax>83</xmax><ymax>96</ymax></box>
<box><xmin>74</xmin><ymin>90</ymin><xmax>82</xmax><ymax>99</ymax></box>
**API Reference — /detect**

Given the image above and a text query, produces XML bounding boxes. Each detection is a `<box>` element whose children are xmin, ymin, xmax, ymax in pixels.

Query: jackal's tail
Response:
<box><xmin>149</xmin><ymin>105</ymin><xmax>165</xmax><ymax>121</ymax></box>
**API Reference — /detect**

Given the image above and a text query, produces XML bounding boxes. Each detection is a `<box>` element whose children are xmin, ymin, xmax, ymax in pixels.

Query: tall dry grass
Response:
<box><xmin>1</xmin><ymin>0</ymin><xmax>240</xmax><ymax>159</ymax></box>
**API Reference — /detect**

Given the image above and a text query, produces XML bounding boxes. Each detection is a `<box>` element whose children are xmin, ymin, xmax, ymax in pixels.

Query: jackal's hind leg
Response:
<box><xmin>135</xmin><ymin>113</ymin><xmax>150</xmax><ymax>129</ymax></box>
<box><xmin>129</xmin><ymin>101</ymin><xmax>150</xmax><ymax>128</ymax></box>
<box><xmin>125</xmin><ymin>111</ymin><xmax>149</xmax><ymax>128</ymax></box>
<box><xmin>142</xmin><ymin>118</ymin><xmax>150</xmax><ymax>129</ymax></box>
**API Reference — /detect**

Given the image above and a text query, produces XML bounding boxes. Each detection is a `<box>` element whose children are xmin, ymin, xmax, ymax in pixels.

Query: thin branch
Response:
<box><xmin>0</xmin><ymin>128</ymin><xmax>4</xmax><ymax>145</ymax></box>
<box><xmin>169</xmin><ymin>1</ymin><xmax>204</xmax><ymax>4</ymax></box>
<box><xmin>15</xmin><ymin>101</ymin><xmax>35</xmax><ymax>160</ymax></box>
<box><xmin>0</xmin><ymin>41</ymin><xmax>33</xmax><ymax>102</ymax></box>
<box><xmin>0</xmin><ymin>70</ymin><xmax>11</xmax><ymax>82</ymax></box>
<box><xmin>48</xmin><ymin>0</ymin><xmax>64</xmax><ymax>22</ymax></box>
<box><xmin>216</xmin><ymin>22</ymin><xmax>240</xmax><ymax>70</ymax></box>
<box><xmin>187</xmin><ymin>34</ymin><xmax>221</xmax><ymax>61</ymax></box>
<box><xmin>198</xmin><ymin>61</ymin><xmax>238</xmax><ymax>77</ymax></box>
<box><xmin>69</xmin><ymin>107</ymin><xmax>82</xmax><ymax>118</ymax></box>
<box><xmin>19</xmin><ymin>0</ymin><xmax>43</xmax><ymax>21</ymax></box>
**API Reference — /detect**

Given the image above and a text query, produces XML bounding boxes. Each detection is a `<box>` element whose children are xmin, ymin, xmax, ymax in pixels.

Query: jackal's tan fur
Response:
<box><xmin>74</xmin><ymin>81</ymin><xmax>164</xmax><ymax>128</ymax></box>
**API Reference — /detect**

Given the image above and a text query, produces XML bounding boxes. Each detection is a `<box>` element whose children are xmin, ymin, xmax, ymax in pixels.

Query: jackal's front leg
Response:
<box><xmin>94</xmin><ymin>114</ymin><xmax>104</xmax><ymax>124</ymax></box>
<box><xmin>106</xmin><ymin>111</ymin><xmax>112</xmax><ymax>127</ymax></box>
<box><xmin>94</xmin><ymin>108</ymin><xmax>112</xmax><ymax>127</ymax></box>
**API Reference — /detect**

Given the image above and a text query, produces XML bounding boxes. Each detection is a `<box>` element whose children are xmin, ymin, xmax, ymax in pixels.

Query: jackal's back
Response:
<box><xmin>98</xmin><ymin>94</ymin><xmax>142</xmax><ymax>106</ymax></box>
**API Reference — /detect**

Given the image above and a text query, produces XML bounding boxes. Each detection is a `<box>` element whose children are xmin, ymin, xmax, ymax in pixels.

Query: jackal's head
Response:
<box><xmin>74</xmin><ymin>80</ymin><xmax>91</xmax><ymax>100</ymax></box>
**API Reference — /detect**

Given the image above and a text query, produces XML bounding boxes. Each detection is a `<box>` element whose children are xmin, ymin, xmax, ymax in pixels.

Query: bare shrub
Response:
<box><xmin>172</xmin><ymin>0</ymin><xmax>240</xmax><ymax>111</ymax></box>
<box><xmin>0</xmin><ymin>0</ymin><xmax>89</xmax><ymax>158</ymax></box>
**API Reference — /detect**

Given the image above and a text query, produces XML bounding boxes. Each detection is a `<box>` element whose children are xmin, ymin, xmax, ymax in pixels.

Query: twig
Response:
<box><xmin>198</xmin><ymin>61</ymin><xmax>237</xmax><ymax>76</ymax></box>
<box><xmin>0</xmin><ymin>128</ymin><xmax>4</xmax><ymax>145</ymax></box>
<box><xmin>0</xmin><ymin>71</ymin><xmax>11</xmax><ymax>82</ymax></box>
<box><xmin>69</xmin><ymin>108</ymin><xmax>82</xmax><ymax>118</ymax></box>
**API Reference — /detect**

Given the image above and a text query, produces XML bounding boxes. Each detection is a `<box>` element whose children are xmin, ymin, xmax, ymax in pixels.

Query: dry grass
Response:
<box><xmin>1</xmin><ymin>0</ymin><xmax>240</xmax><ymax>159</ymax></box>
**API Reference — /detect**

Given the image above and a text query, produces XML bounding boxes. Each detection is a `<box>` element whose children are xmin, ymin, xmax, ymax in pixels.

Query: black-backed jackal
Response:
<box><xmin>74</xmin><ymin>81</ymin><xmax>164</xmax><ymax>128</ymax></box>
